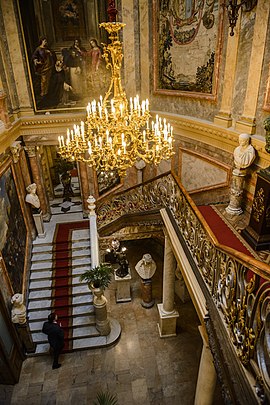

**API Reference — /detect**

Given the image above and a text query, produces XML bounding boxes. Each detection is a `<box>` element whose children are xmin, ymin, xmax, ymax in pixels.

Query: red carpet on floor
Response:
<box><xmin>52</xmin><ymin>220</ymin><xmax>89</xmax><ymax>350</ymax></box>
<box><xmin>198</xmin><ymin>206</ymin><xmax>253</xmax><ymax>257</ymax></box>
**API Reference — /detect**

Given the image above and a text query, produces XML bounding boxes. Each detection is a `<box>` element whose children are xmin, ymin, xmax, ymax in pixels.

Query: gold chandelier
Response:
<box><xmin>58</xmin><ymin>22</ymin><xmax>174</xmax><ymax>177</ymax></box>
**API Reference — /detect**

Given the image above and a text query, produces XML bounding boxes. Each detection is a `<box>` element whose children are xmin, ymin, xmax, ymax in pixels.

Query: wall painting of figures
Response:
<box><xmin>0</xmin><ymin>165</ymin><xmax>27</xmax><ymax>294</ymax></box>
<box><xmin>153</xmin><ymin>0</ymin><xmax>224</xmax><ymax>99</ymax></box>
<box><xmin>17</xmin><ymin>0</ymin><xmax>110</xmax><ymax>112</ymax></box>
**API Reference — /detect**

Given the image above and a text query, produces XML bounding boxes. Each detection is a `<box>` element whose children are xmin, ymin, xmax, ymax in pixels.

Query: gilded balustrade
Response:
<box><xmin>96</xmin><ymin>171</ymin><xmax>270</xmax><ymax>399</ymax></box>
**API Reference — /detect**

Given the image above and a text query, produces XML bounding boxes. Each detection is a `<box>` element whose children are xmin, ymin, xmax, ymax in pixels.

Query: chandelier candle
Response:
<box><xmin>58</xmin><ymin>22</ymin><xmax>174</xmax><ymax>177</ymax></box>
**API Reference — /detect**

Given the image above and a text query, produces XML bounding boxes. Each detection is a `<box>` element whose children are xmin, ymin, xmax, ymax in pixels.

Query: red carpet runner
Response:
<box><xmin>198</xmin><ymin>205</ymin><xmax>253</xmax><ymax>257</ymax></box>
<box><xmin>52</xmin><ymin>220</ymin><xmax>89</xmax><ymax>351</ymax></box>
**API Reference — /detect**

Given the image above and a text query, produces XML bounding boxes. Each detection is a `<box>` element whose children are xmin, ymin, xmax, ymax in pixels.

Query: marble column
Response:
<box><xmin>235</xmin><ymin>0</ymin><xmax>270</xmax><ymax>134</ymax></box>
<box><xmin>194</xmin><ymin>326</ymin><xmax>217</xmax><ymax>405</ymax></box>
<box><xmin>78</xmin><ymin>161</ymin><xmax>90</xmax><ymax>216</ymax></box>
<box><xmin>226</xmin><ymin>168</ymin><xmax>246</xmax><ymax>215</ymax></box>
<box><xmin>157</xmin><ymin>233</ymin><xmax>179</xmax><ymax>337</ymax></box>
<box><xmin>214</xmin><ymin>11</ymin><xmax>241</xmax><ymax>128</ymax></box>
<box><xmin>25</xmin><ymin>146</ymin><xmax>51</xmax><ymax>221</ymax></box>
<box><xmin>88</xmin><ymin>195</ymin><xmax>99</xmax><ymax>268</ymax></box>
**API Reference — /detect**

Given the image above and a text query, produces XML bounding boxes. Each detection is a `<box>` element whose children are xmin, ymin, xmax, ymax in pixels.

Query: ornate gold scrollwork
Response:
<box><xmin>96</xmin><ymin>172</ymin><xmax>270</xmax><ymax>397</ymax></box>
<box><xmin>252</xmin><ymin>187</ymin><xmax>265</xmax><ymax>223</ymax></box>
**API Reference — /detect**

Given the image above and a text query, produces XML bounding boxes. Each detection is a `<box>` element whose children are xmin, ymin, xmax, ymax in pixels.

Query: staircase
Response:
<box><xmin>28</xmin><ymin>228</ymin><xmax>101</xmax><ymax>354</ymax></box>
<box><xmin>27</xmin><ymin>192</ymin><xmax>120</xmax><ymax>355</ymax></box>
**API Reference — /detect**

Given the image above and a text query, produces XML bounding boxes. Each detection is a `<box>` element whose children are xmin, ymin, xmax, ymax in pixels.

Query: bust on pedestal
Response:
<box><xmin>11</xmin><ymin>293</ymin><xmax>36</xmax><ymax>353</ymax></box>
<box><xmin>135</xmin><ymin>253</ymin><xmax>157</xmax><ymax>308</ymax></box>
<box><xmin>25</xmin><ymin>183</ymin><xmax>46</xmax><ymax>238</ymax></box>
<box><xmin>226</xmin><ymin>134</ymin><xmax>255</xmax><ymax>215</ymax></box>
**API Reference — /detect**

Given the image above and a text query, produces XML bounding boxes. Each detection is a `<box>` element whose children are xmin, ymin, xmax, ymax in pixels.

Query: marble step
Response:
<box><xmin>33</xmin><ymin>335</ymin><xmax>106</xmax><ymax>355</ymax></box>
<box><xmin>30</xmin><ymin>256</ymin><xmax>91</xmax><ymax>271</ymax></box>
<box><xmin>29</xmin><ymin>315</ymin><xmax>96</xmax><ymax>333</ymax></box>
<box><xmin>31</xmin><ymin>242</ymin><xmax>90</xmax><ymax>256</ymax></box>
<box><xmin>28</xmin><ymin>304</ymin><xmax>94</xmax><ymax>322</ymax></box>
<box><xmin>32</xmin><ymin>325</ymin><xmax>100</xmax><ymax>345</ymax></box>
<box><xmin>27</xmin><ymin>293</ymin><xmax>93</xmax><ymax>310</ymax></box>
<box><xmin>32</xmin><ymin>333</ymin><xmax>111</xmax><ymax>355</ymax></box>
<box><xmin>28</xmin><ymin>284</ymin><xmax>90</xmax><ymax>300</ymax></box>
<box><xmin>31</xmin><ymin>249</ymin><xmax>91</xmax><ymax>264</ymax></box>
<box><xmin>33</xmin><ymin>232</ymin><xmax>89</xmax><ymax>244</ymax></box>
<box><xmin>30</xmin><ymin>265</ymin><xmax>91</xmax><ymax>280</ymax></box>
<box><xmin>29</xmin><ymin>276</ymin><xmax>90</xmax><ymax>291</ymax></box>
<box><xmin>30</xmin><ymin>317</ymin><xmax>96</xmax><ymax>334</ymax></box>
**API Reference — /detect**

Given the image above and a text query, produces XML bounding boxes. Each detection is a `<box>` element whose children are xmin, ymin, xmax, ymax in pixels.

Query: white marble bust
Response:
<box><xmin>11</xmin><ymin>293</ymin><xmax>26</xmax><ymax>324</ymax></box>
<box><xmin>25</xmin><ymin>183</ymin><xmax>41</xmax><ymax>210</ymax></box>
<box><xmin>135</xmin><ymin>253</ymin><xmax>157</xmax><ymax>280</ymax></box>
<box><xmin>233</xmin><ymin>133</ymin><xmax>255</xmax><ymax>170</ymax></box>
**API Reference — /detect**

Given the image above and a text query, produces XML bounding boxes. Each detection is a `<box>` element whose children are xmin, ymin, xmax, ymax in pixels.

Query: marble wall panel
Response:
<box><xmin>178</xmin><ymin>148</ymin><xmax>230</xmax><ymax>193</ymax></box>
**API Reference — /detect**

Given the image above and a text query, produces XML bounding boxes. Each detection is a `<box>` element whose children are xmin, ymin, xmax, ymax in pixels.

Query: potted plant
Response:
<box><xmin>79</xmin><ymin>263</ymin><xmax>113</xmax><ymax>290</ymax></box>
<box><xmin>80</xmin><ymin>263</ymin><xmax>114</xmax><ymax>336</ymax></box>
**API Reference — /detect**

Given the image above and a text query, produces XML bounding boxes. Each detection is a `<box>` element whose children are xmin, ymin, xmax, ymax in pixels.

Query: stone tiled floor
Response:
<box><xmin>0</xmin><ymin>239</ymin><xmax>223</xmax><ymax>405</ymax></box>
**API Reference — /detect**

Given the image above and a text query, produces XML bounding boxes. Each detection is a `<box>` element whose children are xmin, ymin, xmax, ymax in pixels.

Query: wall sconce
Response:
<box><xmin>226</xmin><ymin>0</ymin><xmax>257</xmax><ymax>36</ymax></box>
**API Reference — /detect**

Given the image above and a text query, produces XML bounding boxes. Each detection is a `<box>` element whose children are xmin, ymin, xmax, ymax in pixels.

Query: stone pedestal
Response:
<box><xmin>33</xmin><ymin>212</ymin><xmax>46</xmax><ymax>238</ymax></box>
<box><xmin>93</xmin><ymin>288</ymin><xmax>111</xmax><ymax>336</ymax></box>
<box><xmin>226</xmin><ymin>169</ymin><xmax>246</xmax><ymax>215</ymax></box>
<box><xmin>16</xmin><ymin>323</ymin><xmax>36</xmax><ymax>353</ymax></box>
<box><xmin>242</xmin><ymin>168</ymin><xmax>270</xmax><ymax>250</ymax></box>
<box><xmin>157</xmin><ymin>303</ymin><xmax>179</xmax><ymax>338</ymax></box>
<box><xmin>141</xmin><ymin>278</ymin><xmax>154</xmax><ymax>308</ymax></box>
<box><xmin>115</xmin><ymin>269</ymin><xmax>131</xmax><ymax>303</ymax></box>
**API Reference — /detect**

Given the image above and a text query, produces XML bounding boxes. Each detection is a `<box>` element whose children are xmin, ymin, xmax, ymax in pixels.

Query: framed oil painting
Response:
<box><xmin>153</xmin><ymin>0</ymin><xmax>224</xmax><ymax>99</ymax></box>
<box><xmin>0</xmin><ymin>164</ymin><xmax>27</xmax><ymax>293</ymax></box>
<box><xmin>17</xmin><ymin>0</ymin><xmax>110</xmax><ymax>112</ymax></box>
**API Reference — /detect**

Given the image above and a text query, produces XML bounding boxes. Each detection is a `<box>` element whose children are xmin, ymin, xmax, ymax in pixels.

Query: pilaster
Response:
<box><xmin>214</xmin><ymin>12</ymin><xmax>241</xmax><ymax>128</ymax></box>
<box><xmin>24</xmin><ymin>145</ymin><xmax>51</xmax><ymax>221</ymax></box>
<box><xmin>235</xmin><ymin>0</ymin><xmax>270</xmax><ymax>134</ymax></box>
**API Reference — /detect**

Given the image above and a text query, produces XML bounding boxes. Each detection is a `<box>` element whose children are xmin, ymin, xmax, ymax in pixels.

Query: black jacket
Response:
<box><xmin>42</xmin><ymin>321</ymin><xmax>64</xmax><ymax>350</ymax></box>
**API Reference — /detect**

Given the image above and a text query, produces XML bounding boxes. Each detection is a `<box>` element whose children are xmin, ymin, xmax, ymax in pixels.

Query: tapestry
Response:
<box><xmin>153</xmin><ymin>0</ymin><xmax>223</xmax><ymax>98</ymax></box>
<box><xmin>0</xmin><ymin>167</ymin><xmax>27</xmax><ymax>293</ymax></box>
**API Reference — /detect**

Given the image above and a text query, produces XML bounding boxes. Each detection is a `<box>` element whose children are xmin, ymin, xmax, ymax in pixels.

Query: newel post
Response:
<box><xmin>87</xmin><ymin>195</ymin><xmax>99</xmax><ymax>268</ymax></box>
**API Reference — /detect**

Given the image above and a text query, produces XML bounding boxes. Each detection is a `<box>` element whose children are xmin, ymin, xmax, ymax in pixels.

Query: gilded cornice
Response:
<box><xmin>153</xmin><ymin>112</ymin><xmax>270</xmax><ymax>169</ymax></box>
<box><xmin>1</xmin><ymin>112</ymin><xmax>269</xmax><ymax>168</ymax></box>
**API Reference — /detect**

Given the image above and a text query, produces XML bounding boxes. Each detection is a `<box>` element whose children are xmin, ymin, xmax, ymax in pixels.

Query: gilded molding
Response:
<box><xmin>1</xmin><ymin>113</ymin><xmax>270</xmax><ymax>169</ymax></box>
<box><xmin>24</xmin><ymin>145</ymin><xmax>36</xmax><ymax>158</ymax></box>
<box><xmin>10</xmin><ymin>140</ymin><xmax>21</xmax><ymax>163</ymax></box>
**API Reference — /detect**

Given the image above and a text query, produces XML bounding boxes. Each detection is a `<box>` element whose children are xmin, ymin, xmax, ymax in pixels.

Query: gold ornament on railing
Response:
<box><xmin>58</xmin><ymin>22</ymin><xmax>174</xmax><ymax>177</ymax></box>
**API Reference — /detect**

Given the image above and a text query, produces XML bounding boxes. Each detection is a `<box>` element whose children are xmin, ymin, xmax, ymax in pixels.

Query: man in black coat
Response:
<box><xmin>42</xmin><ymin>312</ymin><xmax>64</xmax><ymax>369</ymax></box>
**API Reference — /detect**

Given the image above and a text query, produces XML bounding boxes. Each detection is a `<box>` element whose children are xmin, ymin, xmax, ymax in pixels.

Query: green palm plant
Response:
<box><xmin>79</xmin><ymin>263</ymin><xmax>113</xmax><ymax>289</ymax></box>
<box><xmin>93</xmin><ymin>391</ymin><xmax>118</xmax><ymax>405</ymax></box>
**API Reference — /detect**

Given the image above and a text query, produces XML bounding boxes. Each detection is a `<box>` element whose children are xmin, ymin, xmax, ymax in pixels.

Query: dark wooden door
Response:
<box><xmin>0</xmin><ymin>291</ymin><xmax>25</xmax><ymax>385</ymax></box>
